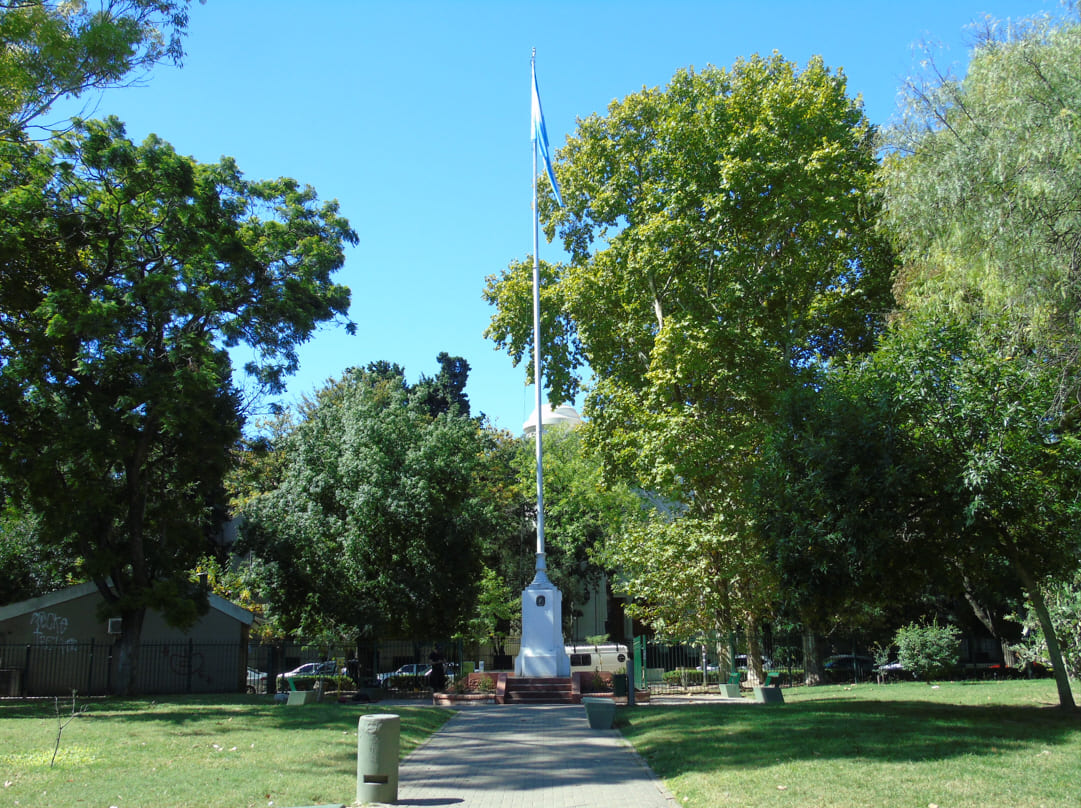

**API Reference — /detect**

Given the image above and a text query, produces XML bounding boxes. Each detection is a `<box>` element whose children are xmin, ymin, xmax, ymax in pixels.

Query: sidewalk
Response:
<box><xmin>388</xmin><ymin>703</ymin><xmax>678</xmax><ymax>808</ymax></box>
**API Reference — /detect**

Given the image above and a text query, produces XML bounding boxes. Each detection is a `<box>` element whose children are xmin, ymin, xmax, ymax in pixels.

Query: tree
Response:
<box><xmin>883</xmin><ymin>11</ymin><xmax>1081</xmax><ymax>422</ymax></box>
<box><xmin>1012</xmin><ymin>569</ymin><xmax>1081</xmax><ymax>681</ymax></box>
<box><xmin>0</xmin><ymin>0</ymin><xmax>192</xmax><ymax>140</ymax></box>
<box><xmin>457</xmin><ymin>419</ymin><xmax>644</xmax><ymax>652</ymax></box>
<box><xmin>0</xmin><ymin>118</ymin><xmax>355</xmax><ymax>693</ymax></box>
<box><xmin>869</xmin><ymin>313</ymin><xmax>1081</xmax><ymax>707</ymax></box>
<box><xmin>750</xmin><ymin>373</ymin><xmax>936</xmax><ymax>682</ymax></box>
<box><xmin>485</xmin><ymin>54</ymin><xmax>893</xmax><ymax>642</ymax></box>
<box><xmin>237</xmin><ymin>362</ymin><xmax>489</xmax><ymax>641</ymax></box>
<box><xmin>412</xmin><ymin>351</ymin><xmax>471</xmax><ymax>418</ymax></box>
<box><xmin>880</xmin><ymin>11</ymin><xmax>1081</xmax><ymax>708</ymax></box>
<box><xmin>601</xmin><ymin>510</ymin><xmax>777</xmax><ymax>681</ymax></box>
<box><xmin>513</xmin><ymin>423</ymin><xmax>643</xmax><ymax>635</ymax></box>
<box><xmin>0</xmin><ymin>497</ymin><xmax>70</xmax><ymax>604</ymax></box>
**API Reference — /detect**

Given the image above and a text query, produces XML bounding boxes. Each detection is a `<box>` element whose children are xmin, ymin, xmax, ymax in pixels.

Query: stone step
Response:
<box><xmin>504</xmin><ymin>676</ymin><xmax>577</xmax><ymax>704</ymax></box>
<box><xmin>505</xmin><ymin>691</ymin><xmax>578</xmax><ymax>704</ymax></box>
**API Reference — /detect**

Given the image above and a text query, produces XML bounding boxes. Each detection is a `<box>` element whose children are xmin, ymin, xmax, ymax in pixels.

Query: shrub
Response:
<box><xmin>1010</xmin><ymin>571</ymin><xmax>1081</xmax><ymax>679</ymax></box>
<box><xmin>662</xmin><ymin>668</ymin><xmax>721</xmax><ymax>686</ymax></box>
<box><xmin>894</xmin><ymin>621</ymin><xmax>961</xmax><ymax>681</ymax></box>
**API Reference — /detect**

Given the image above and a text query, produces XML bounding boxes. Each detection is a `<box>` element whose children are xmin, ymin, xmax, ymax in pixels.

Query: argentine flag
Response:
<box><xmin>531</xmin><ymin>59</ymin><xmax>564</xmax><ymax>208</ymax></box>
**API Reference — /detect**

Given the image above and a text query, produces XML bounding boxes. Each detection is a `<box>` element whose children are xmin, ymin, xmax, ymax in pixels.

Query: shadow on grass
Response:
<box><xmin>0</xmin><ymin>693</ymin><xmax>451</xmax><ymax>744</ymax></box>
<box><xmin>620</xmin><ymin>697</ymin><xmax>1079</xmax><ymax>777</ymax></box>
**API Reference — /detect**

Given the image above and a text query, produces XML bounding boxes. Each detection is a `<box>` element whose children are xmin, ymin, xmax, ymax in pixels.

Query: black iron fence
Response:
<box><xmin>0</xmin><ymin>640</ymin><xmax>247</xmax><ymax>697</ymax></box>
<box><xmin>7</xmin><ymin>631</ymin><xmax>975</xmax><ymax>697</ymax></box>
<box><xmin>0</xmin><ymin>636</ymin><xmax>519</xmax><ymax>697</ymax></box>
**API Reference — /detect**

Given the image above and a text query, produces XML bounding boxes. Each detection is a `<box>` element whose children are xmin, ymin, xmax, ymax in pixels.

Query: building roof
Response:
<box><xmin>522</xmin><ymin>403</ymin><xmax>583</xmax><ymax>435</ymax></box>
<box><xmin>0</xmin><ymin>581</ymin><xmax>254</xmax><ymax>626</ymax></box>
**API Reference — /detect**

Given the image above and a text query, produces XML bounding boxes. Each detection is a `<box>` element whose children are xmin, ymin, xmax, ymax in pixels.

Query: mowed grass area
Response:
<box><xmin>621</xmin><ymin>680</ymin><xmax>1081</xmax><ymax>808</ymax></box>
<box><xmin>0</xmin><ymin>694</ymin><xmax>451</xmax><ymax>808</ymax></box>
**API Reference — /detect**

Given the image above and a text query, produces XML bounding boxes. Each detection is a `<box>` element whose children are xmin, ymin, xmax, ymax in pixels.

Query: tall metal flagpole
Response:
<box><xmin>517</xmin><ymin>50</ymin><xmax>569</xmax><ymax>678</ymax></box>
<box><xmin>531</xmin><ymin>47</ymin><xmax>547</xmax><ymax>581</ymax></box>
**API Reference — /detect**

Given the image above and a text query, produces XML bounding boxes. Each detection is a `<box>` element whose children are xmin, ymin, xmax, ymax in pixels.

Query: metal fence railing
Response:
<box><xmin>9</xmin><ymin>631</ymin><xmax>995</xmax><ymax>697</ymax></box>
<box><xmin>0</xmin><ymin>640</ymin><xmax>248</xmax><ymax>697</ymax></box>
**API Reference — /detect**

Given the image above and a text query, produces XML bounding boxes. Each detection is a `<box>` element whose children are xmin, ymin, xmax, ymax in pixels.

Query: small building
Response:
<box><xmin>0</xmin><ymin>581</ymin><xmax>253</xmax><ymax>696</ymax></box>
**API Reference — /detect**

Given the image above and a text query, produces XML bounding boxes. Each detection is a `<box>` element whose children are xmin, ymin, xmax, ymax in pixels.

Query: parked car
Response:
<box><xmin>734</xmin><ymin>655</ymin><xmax>773</xmax><ymax>671</ymax></box>
<box><xmin>378</xmin><ymin>663</ymin><xmax>430</xmax><ymax>688</ymax></box>
<box><xmin>278</xmin><ymin>661</ymin><xmax>338</xmax><ymax>684</ymax></box>
<box><xmin>824</xmin><ymin>654</ymin><xmax>875</xmax><ymax>681</ymax></box>
<box><xmin>246</xmin><ymin>667</ymin><xmax>267</xmax><ymax>694</ymax></box>
<box><xmin>875</xmin><ymin>660</ymin><xmax>913</xmax><ymax>680</ymax></box>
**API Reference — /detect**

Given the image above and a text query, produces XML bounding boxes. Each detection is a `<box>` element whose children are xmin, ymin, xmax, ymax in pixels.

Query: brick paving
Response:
<box><xmin>384</xmin><ymin>703</ymin><xmax>678</xmax><ymax>808</ymax></box>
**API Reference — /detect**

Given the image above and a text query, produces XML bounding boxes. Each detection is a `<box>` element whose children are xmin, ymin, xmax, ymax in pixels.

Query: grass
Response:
<box><xmin>0</xmin><ymin>694</ymin><xmax>451</xmax><ymax>808</ymax></box>
<box><xmin>619</xmin><ymin>679</ymin><xmax>1081</xmax><ymax>808</ymax></box>
<box><xmin>3</xmin><ymin>681</ymin><xmax>1078</xmax><ymax>808</ymax></box>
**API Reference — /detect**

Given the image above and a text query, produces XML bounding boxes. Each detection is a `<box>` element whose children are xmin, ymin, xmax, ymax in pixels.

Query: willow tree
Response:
<box><xmin>485</xmin><ymin>54</ymin><xmax>894</xmax><ymax>649</ymax></box>
<box><xmin>883</xmin><ymin>12</ymin><xmax>1081</xmax><ymax>420</ymax></box>
<box><xmin>881</xmin><ymin>11</ymin><xmax>1081</xmax><ymax>708</ymax></box>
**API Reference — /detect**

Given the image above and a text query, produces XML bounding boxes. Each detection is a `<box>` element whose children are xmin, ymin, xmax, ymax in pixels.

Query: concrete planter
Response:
<box><xmin>753</xmin><ymin>686</ymin><xmax>784</xmax><ymax>704</ymax></box>
<box><xmin>582</xmin><ymin>696</ymin><xmax>616</xmax><ymax>729</ymax></box>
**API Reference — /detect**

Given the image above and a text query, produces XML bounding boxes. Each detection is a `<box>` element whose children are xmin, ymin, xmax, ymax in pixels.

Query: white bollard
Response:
<box><xmin>357</xmin><ymin>713</ymin><xmax>400</xmax><ymax>805</ymax></box>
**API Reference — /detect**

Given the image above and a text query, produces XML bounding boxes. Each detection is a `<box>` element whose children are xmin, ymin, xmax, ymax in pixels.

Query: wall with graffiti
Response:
<box><xmin>0</xmin><ymin>581</ymin><xmax>253</xmax><ymax>695</ymax></box>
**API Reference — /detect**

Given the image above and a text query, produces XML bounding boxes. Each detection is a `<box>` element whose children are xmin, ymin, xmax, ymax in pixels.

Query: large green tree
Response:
<box><xmin>512</xmin><ymin>423</ymin><xmax>643</xmax><ymax>637</ymax></box>
<box><xmin>237</xmin><ymin>362</ymin><xmax>489</xmax><ymax>641</ymax></box>
<box><xmin>485</xmin><ymin>54</ymin><xmax>893</xmax><ymax>642</ymax></box>
<box><xmin>0</xmin><ymin>118</ymin><xmax>355</xmax><ymax>693</ymax></box>
<box><xmin>868</xmin><ymin>314</ymin><xmax>1081</xmax><ymax>708</ymax></box>
<box><xmin>0</xmin><ymin>0</ymin><xmax>192</xmax><ymax>140</ymax></box>
<box><xmin>750</xmin><ymin>371</ymin><xmax>934</xmax><ymax>681</ymax></box>
<box><xmin>883</xmin><ymin>11</ymin><xmax>1081</xmax><ymax>421</ymax></box>
<box><xmin>880</xmin><ymin>11</ymin><xmax>1081</xmax><ymax>708</ymax></box>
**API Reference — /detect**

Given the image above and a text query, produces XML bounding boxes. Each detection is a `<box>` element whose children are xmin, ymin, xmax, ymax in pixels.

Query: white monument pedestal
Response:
<box><xmin>515</xmin><ymin>570</ymin><xmax>570</xmax><ymax>678</ymax></box>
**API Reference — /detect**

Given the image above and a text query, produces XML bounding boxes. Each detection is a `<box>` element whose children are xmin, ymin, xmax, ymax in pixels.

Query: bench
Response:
<box><xmin>753</xmin><ymin>670</ymin><xmax>784</xmax><ymax>704</ymax></box>
<box><xmin>721</xmin><ymin>670</ymin><xmax>742</xmax><ymax>698</ymax></box>
<box><xmin>284</xmin><ymin>675</ymin><xmax>322</xmax><ymax>705</ymax></box>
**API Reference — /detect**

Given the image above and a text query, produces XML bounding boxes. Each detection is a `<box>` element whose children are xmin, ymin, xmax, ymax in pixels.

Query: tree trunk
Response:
<box><xmin>802</xmin><ymin>628</ymin><xmax>824</xmax><ymax>686</ymax></box>
<box><xmin>713</xmin><ymin>621</ymin><xmax>733</xmax><ymax>676</ymax></box>
<box><xmin>746</xmin><ymin>616</ymin><xmax>764</xmax><ymax>685</ymax></box>
<box><xmin>1012</xmin><ymin>559</ymin><xmax>1075</xmax><ymax>710</ymax></box>
<box><xmin>113</xmin><ymin>607</ymin><xmax>147</xmax><ymax>697</ymax></box>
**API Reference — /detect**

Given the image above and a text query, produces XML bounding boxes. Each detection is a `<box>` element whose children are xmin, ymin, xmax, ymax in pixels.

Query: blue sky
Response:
<box><xmin>62</xmin><ymin>0</ymin><xmax>1058</xmax><ymax>433</ymax></box>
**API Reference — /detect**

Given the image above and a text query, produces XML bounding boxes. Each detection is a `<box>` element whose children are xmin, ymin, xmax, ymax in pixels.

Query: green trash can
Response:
<box><xmin>612</xmin><ymin>673</ymin><xmax>628</xmax><ymax>697</ymax></box>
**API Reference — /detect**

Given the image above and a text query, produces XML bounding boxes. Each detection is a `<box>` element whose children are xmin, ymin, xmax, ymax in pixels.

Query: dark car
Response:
<box><xmin>734</xmin><ymin>654</ymin><xmax>773</xmax><ymax>671</ymax></box>
<box><xmin>823</xmin><ymin>654</ymin><xmax>875</xmax><ymax>681</ymax></box>
<box><xmin>378</xmin><ymin>663</ymin><xmax>430</xmax><ymax>689</ymax></box>
<box><xmin>277</xmin><ymin>661</ymin><xmax>338</xmax><ymax>687</ymax></box>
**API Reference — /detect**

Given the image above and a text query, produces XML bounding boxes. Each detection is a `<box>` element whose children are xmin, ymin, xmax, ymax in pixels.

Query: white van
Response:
<box><xmin>565</xmin><ymin>643</ymin><xmax>629</xmax><ymax>673</ymax></box>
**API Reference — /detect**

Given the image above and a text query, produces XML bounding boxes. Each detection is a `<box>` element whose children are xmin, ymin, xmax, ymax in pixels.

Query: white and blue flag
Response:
<box><xmin>531</xmin><ymin>59</ymin><xmax>564</xmax><ymax>207</ymax></box>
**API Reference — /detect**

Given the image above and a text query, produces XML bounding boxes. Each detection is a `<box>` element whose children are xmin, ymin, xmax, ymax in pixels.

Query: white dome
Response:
<box><xmin>522</xmin><ymin>403</ymin><xmax>582</xmax><ymax>435</ymax></box>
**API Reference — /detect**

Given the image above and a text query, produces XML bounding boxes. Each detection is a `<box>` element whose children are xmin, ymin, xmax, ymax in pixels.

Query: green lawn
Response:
<box><xmin>621</xmin><ymin>680</ymin><xmax>1081</xmax><ymax>808</ymax></box>
<box><xmin>2</xmin><ymin>682</ymin><xmax>1078</xmax><ymax>808</ymax></box>
<box><xmin>0</xmin><ymin>694</ymin><xmax>451</xmax><ymax>808</ymax></box>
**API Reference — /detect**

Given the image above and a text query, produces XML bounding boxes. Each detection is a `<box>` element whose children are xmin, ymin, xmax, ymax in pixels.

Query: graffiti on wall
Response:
<box><xmin>30</xmin><ymin>611</ymin><xmax>79</xmax><ymax>652</ymax></box>
<box><xmin>162</xmin><ymin>644</ymin><xmax>209</xmax><ymax>684</ymax></box>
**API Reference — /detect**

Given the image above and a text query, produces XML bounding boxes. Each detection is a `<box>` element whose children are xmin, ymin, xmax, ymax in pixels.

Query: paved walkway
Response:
<box><xmin>387</xmin><ymin>703</ymin><xmax>678</xmax><ymax>808</ymax></box>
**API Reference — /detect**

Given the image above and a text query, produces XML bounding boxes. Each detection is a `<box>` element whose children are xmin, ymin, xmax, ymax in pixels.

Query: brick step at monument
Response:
<box><xmin>504</xmin><ymin>677</ymin><xmax>577</xmax><ymax>704</ymax></box>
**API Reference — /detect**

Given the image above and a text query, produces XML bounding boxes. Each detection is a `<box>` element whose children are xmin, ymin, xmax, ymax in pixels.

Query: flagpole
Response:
<box><xmin>531</xmin><ymin>47</ymin><xmax>547</xmax><ymax>579</ymax></box>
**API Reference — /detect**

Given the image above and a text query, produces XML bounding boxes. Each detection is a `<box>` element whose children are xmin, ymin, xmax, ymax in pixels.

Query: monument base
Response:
<box><xmin>514</xmin><ymin>570</ymin><xmax>570</xmax><ymax>678</ymax></box>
